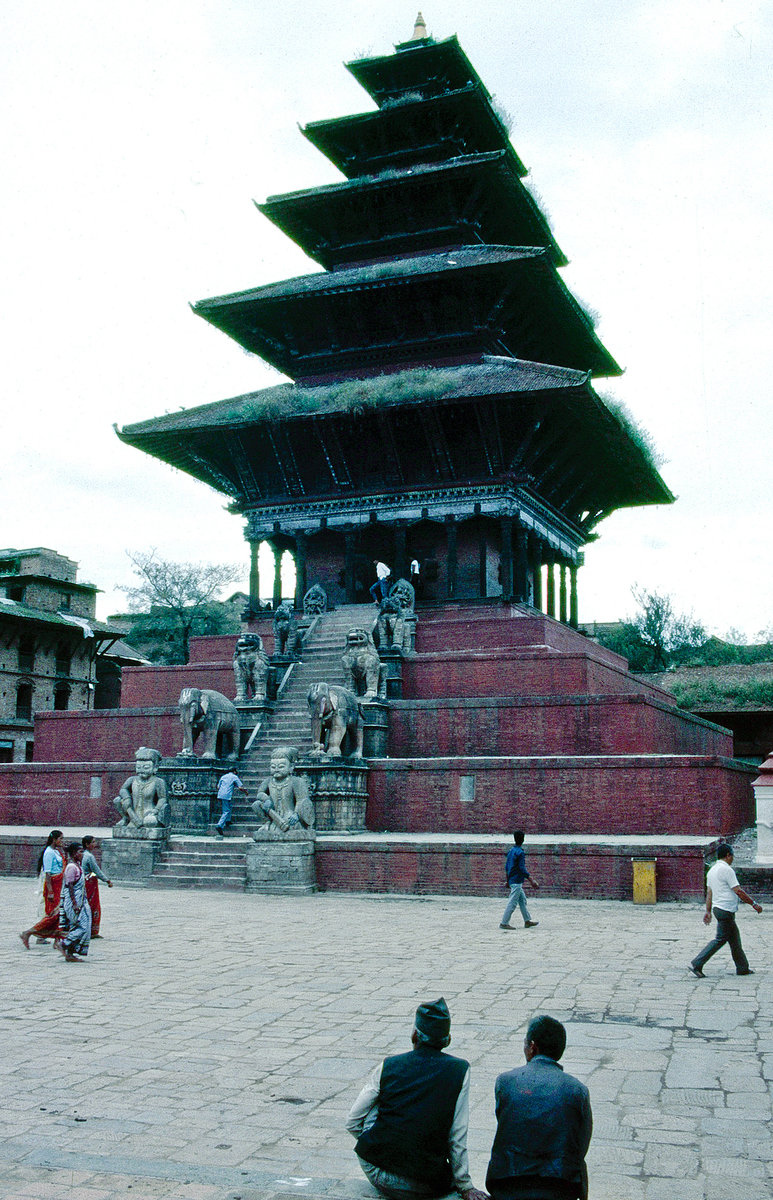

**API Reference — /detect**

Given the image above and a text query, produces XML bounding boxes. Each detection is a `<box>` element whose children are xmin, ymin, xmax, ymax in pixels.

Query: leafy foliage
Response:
<box><xmin>593</xmin><ymin>587</ymin><xmax>706</xmax><ymax>672</ymax></box>
<box><xmin>121</xmin><ymin>552</ymin><xmax>241</xmax><ymax>664</ymax></box>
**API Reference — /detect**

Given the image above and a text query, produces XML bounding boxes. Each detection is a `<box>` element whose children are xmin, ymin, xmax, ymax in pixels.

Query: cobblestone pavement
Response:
<box><xmin>1</xmin><ymin>879</ymin><xmax>771</xmax><ymax>1200</ymax></box>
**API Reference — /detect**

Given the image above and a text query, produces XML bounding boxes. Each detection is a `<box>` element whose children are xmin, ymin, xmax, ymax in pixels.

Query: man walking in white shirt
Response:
<box><xmin>690</xmin><ymin>843</ymin><xmax>762</xmax><ymax>978</ymax></box>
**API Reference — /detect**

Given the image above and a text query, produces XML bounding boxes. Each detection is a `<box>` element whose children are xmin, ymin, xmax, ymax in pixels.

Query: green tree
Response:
<box><xmin>595</xmin><ymin>587</ymin><xmax>706</xmax><ymax>672</ymax></box>
<box><xmin>121</xmin><ymin>552</ymin><xmax>241</xmax><ymax>664</ymax></box>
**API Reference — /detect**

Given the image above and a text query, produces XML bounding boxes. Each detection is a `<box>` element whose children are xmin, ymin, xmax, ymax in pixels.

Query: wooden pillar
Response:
<box><xmin>445</xmin><ymin>515</ymin><xmax>457</xmax><ymax>599</ymax></box>
<box><xmin>569</xmin><ymin>563</ymin><xmax>579</xmax><ymax>628</ymax></box>
<box><xmin>344</xmin><ymin>530</ymin><xmax>357</xmax><ymax>604</ymax></box>
<box><xmin>248</xmin><ymin>540</ymin><xmax>260</xmax><ymax>614</ymax></box>
<box><xmin>394</xmin><ymin>524</ymin><xmax>408</xmax><ymax>582</ymax></box>
<box><xmin>546</xmin><ymin>561</ymin><xmax>556</xmax><ymax>618</ymax></box>
<box><xmin>530</xmin><ymin>534</ymin><xmax>542</xmax><ymax>610</ymax></box>
<box><xmin>559</xmin><ymin>562</ymin><xmax>568</xmax><ymax>624</ymax></box>
<box><xmin>295</xmin><ymin>532</ymin><xmax>308</xmax><ymax>609</ymax></box>
<box><xmin>513</xmin><ymin>520</ymin><xmax>529</xmax><ymax>604</ymax></box>
<box><xmin>478</xmin><ymin>525</ymin><xmax>487</xmax><ymax>598</ymax></box>
<box><xmin>500</xmin><ymin>516</ymin><xmax>513</xmax><ymax>600</ymax></box>
<box><xmin>272</xmin><ymin>545</ymin><xmax>283</xmax><ymax>610</ymax></box>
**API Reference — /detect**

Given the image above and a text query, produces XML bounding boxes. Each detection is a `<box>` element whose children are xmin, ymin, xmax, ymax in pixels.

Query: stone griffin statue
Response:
<box><xmin>251</xmin><ymin>746</ymin><xmax>315</xmax><ymax>836</ymax></box>
<box><xmin>113</xmin><ymin>747</ymin><xmax>170</xmax><ymax>835</ymax></box>
<box><xmin>273</xmin><ymin>602</ymin><xmax>299</xmax><ymax>657</ymax></box>
<box><xmin>303</xmin><ymin>583</ymin><xmax>327</xmax><ymax>616</ymax></box>
<box><xmin>341</xmin><ymin>625</ymin><xmax>383</xmax><ymax>701</ymax></box>
<box><xmin>307</xmin><ymin>682</ymin><xmax>364</xmax><ymax>758</ymax></box>
<box><xmin>233</xmin><ymin>633</ymin><xmax>270</xmax><ymax>702</ymax></box>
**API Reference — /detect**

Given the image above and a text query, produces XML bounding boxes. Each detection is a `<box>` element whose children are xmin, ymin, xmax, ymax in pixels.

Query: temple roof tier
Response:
<box><xmin>345</xmin><ymin>34</ymin><xmax>488</xmax><ymax>108</ymax></box>
<box><xmin>192</xmin><ymin>246</ymin><xmax>619</xmax><ymax>380</ymax></box>
<box><xmin>302</xmin><ymin>85</ymin><xmax>526</xmax><ymax>178</ymax></box>
<box><xmin>117</xmin><ymin>357</ymin><xmax>670</xmax><ymax>528</ymax></box>
<box><xmin>258</xmin><ymin>152</ymin><xmax>567</xmax><ymax>269</ymax></box>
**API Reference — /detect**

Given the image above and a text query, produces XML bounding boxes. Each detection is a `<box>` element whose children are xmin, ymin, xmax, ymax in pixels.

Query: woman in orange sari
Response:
<box><xmin>19</xmin><ymin>829</ymin><xmax>65</xmax><ymax>948</ymax></box>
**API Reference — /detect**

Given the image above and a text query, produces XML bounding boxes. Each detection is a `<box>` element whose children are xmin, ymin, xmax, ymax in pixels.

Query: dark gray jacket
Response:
<box><xmin>486</xmin><ymin>1055</ymin><xmax>592</xmax><ymax>1198</ymax></box>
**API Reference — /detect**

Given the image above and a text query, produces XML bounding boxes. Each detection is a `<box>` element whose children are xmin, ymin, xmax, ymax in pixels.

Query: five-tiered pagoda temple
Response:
<box><xmin>118</xmin><ymin>16</ymin><xmax>672</xmax><ymax>621</ymax></box>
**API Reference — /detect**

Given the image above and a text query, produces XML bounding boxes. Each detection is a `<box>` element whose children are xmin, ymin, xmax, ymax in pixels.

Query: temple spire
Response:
<box><xmin>411</xmin><ymin>12</ymin><xmax>428</xmax><ymax>40</ymax></box>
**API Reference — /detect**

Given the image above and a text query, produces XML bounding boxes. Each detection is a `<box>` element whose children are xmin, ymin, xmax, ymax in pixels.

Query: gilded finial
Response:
<box><xmin>411</xmin><ymin>12</ymin><xmax>428</xmax><ymax>40</ymax></box>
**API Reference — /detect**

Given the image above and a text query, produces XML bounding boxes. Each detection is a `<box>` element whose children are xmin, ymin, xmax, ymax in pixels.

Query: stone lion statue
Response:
<box><xmin>273</xmin><ymin>602</ymin><xmax>299</xmax><ymax>657</ymax></box>
<box><xmin>341</xmin><ymin>625</ymin><xmax>382</xmax><ymax>701</ymax></box>
<box><xmin>390</xmin><ymin>577</ymin><xmax>416</xmax><ymax>614</ymax></box>
<box><xmin>233</xmin><ymin>633</ymin><xmax>270</xmax><ymax>703</ymax></box>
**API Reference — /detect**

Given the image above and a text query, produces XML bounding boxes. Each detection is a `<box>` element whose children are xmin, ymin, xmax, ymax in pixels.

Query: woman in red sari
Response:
<box><xmin>20</xmin><ymin>829</ymin><xmax>65</xmax><ymax>948</ymax></box>
<box><xmin>81</xmin><ymin>835</ymin><xmax>112</xmax><ymax>937</ymax></box>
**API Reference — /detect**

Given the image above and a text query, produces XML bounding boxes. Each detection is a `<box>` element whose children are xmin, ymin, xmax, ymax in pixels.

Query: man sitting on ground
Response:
<box><xmin>346</xmin><ymin>997</ymin><xmax>488</xmax><ymax>1200</ymax></box>
<box><xmin>486</xmin><ymin>1015</ymin><xmax>592</xmax><ymax>1200</ymax></box>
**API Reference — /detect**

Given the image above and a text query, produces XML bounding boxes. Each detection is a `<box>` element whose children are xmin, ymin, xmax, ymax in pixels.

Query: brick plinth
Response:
<box><xmin>366</xmin><ymin>756</ymin><xmax>755</xmax><ymax>836</ymax></box>
<box><xmin>121</xmin><ymin>664</ymin><xmax>235</xmax><ymax>707</ymax></box>
<box><xmin>403</xmin><ymin>649</ymin><xmax>677</xmax><ymax>704</ymax></box>
<box><xmin>388</xmin><ymin>696</ymin><xmax>732</xmax><ymax>758</ymax></box>
<box><xmin>0</xmin><ymin>763</ymin><xmax>132</xmax><ymax>827</ymax></box>
<box><xmin>34</xmin><ymin>708</ymin><xmax>182</xmax><ymax>762</ymax></box>
<box><xmin>315</xmin><ymin>836</ymin><xmax>716</xmax><ymax>900</ymax></box>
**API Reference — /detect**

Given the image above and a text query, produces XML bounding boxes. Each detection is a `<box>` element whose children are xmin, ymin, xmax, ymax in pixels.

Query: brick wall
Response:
<box><xmin>33</xmin><ymin>708</ymin><xmax>181</xmax><ymax>762</ymax></box>
<box><xmin>365</xmin><ymin>756</ymin><xmax>755</xmax><ymax>836</ymax></box>
<box><xmin>403</xmin><ymin>649</ymin><xmax>678</xmax><ymax>705</ymax></box>
<box><xmin>0</xmin><ymin>762</ymin><xmax>132</xmax><ymax>826</ymax></box>
<box><xmin>388</xmin><ymin>696</ymin><xmax>733</xmax><ymax>758</ymax></box>
<box><xmin>121</xmin><ymin>663</ymin><xmax>234</xmax><ymax>707</ymax></box>
<box><xmin>316</xmin><ymin>838</ymin><xmax>713</xmax><ymax>900</ymax></box>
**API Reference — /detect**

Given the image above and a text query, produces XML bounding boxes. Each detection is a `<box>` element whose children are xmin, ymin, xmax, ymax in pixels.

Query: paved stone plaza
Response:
<box><xmin>1</xmin><ymin>879</ymin><xmax>771</xmax><ymax>1200</ymax></box>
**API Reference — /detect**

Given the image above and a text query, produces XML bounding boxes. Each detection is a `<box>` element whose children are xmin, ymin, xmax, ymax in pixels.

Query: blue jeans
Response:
<box><xmin>501</xmin><ymin>883</ymin><xmax>532</xmax><ymax>926</ymax></box>
<box><xmin>356</xmin><ymin>1155</ymin><xmax>443</xmax><ymax>1199</ymax></box>
<box><xmin>216</xmin><ymin>794</ymin><xmax>233</xmax><ymax>831</ymax></box>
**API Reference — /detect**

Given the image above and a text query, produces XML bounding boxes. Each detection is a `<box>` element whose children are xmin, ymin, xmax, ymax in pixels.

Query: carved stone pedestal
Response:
<box><xmin>102</xmin><ymin>826</ymin><xmax>168</xmax><ymax>886</ymax></box>
<box><xmin>236</xmin><ymin>702</ymin><xmax>274</xmax><ymax>752</ymax></box>
<box><xmin>362</xmin><ymin>701</ymin><xmax>389</xmax><ymax>758</ymax></box>
<box><xmin>160</xmin><ymin>758</ymin><xmax>225</xmax><ymax>833</ymax></box>
<box><xmin>379</xmin><ymin>648</ymin><xmax>403</xmax><ymax>699</ymax></box>
<box><xmin>246</xmin><ymin>828</ymin><xmax>316</xmax><ymax>894</ymax></box>
<box><xmin>303</xmin><ymin>760</ymin><xmax>369</xmax><ymax>832</ymax></box>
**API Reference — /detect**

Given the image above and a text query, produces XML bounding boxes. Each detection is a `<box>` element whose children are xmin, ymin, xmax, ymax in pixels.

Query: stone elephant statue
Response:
<box><xmin>178</xmin><ymin>687</ymin><xmax>240</xmax><ymax>760</ymax></box>
<box><xmin>307</xmin><ymin>681</ymin><xmax>363</xmax><ymax>759</ymax></box>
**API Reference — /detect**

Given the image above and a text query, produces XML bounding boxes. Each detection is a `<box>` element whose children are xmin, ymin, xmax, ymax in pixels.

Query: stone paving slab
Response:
<box><xmin>1</xmin><ymin>880</ymin><xmax>771</xmax><ymax>1199</ymax></box>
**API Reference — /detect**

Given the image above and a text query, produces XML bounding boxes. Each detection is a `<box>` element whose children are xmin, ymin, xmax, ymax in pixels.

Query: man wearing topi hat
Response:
<box><xmin>346</xmin><ymin>997</ymin><xmax>488</xmax><ymax>1200</ymax></box>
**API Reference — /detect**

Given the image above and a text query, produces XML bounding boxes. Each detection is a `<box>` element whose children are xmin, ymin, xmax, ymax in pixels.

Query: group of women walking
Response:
<box><xmin>19</xmin><ymin>830</ymin><xmax>112</xmax><ymax>962</ymax></box>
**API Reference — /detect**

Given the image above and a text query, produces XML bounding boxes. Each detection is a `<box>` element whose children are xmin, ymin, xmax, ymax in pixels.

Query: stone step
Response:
<box><xmin>151</xmin><ymin>874</ymin><xmax>246</xmax><ymax>891</ymax></box>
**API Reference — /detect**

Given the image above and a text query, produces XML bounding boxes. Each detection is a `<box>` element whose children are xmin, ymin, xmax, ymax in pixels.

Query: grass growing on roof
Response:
<box><xmin>239</xmin><ymin>367</ymin><xmax>466</xmax><ymax>423</ymax></box>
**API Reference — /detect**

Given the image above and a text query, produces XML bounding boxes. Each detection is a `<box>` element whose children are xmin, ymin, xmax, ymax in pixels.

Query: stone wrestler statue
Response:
<box><xmin>113</xmin><ymin>747</ymin><xmax>170</xmax><ymax>831</ymax></box>
<box><xmin>251</xmin><ymin>746</ymin><xmax>315</xmax><ymax>835</ymax></box>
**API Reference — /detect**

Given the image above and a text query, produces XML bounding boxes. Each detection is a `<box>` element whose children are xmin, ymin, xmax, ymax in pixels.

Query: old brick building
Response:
<box><xmin>0</xmin><ymin>548</ymin><xmax>124</xmax><ymax>762</ymax></box>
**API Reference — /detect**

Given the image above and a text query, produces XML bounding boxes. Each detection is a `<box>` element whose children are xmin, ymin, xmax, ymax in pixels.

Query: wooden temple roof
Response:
<box><xmin>117</xmin><ymin>357</ymin><xmax>671</xmax><ymax>528</ymax></box>
<box><xmin>346</xmin><ymin>35</ymin><xmax>486</xmax><ymax>107</ymax></box>
<box><xmin>301</xmin><ymin>85</ymin><xmax>526</xmax><ymax>178</ymax></box>
<box><xmin>258</xmin><ymin>152</ymin><xmax>567</xmax><ymax>269</ymax></box>
<box><xmin>193</xmin><ymin>246</ymin><xmax>618</xmax><ymax>380</ymax></box>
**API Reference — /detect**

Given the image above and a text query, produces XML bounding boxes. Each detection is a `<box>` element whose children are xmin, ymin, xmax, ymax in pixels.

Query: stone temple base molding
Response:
<box><xmin>303</xmin><ymin>761</ymin><xmax>369</xmax><ymax>832</ymax></box>
<box><xmin>246</xmin><ymin>827</ymin><xmax>316</xmax><ymax>894</ymax></box>
<box><xmin>160</xmin><ymin>759</ymin><xmax>225</xmax><ymax>833</ymax></box>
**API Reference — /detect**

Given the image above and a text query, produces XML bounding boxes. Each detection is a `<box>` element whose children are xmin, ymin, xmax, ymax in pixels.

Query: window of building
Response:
<box><xmin>16</xmin><ymin>684</ymin><xmax>33</xmax><ymax>721</ymax></box>
<box><xmin>53</xmin><ymin>682</ymin><xmax>71</xmax><ymax>711</ymax></box>
<box><xmin>59</xmin><ymin>592</ymin><xmax>72</xmax><ymax>610</ymax></box>
<box><xmin>18</xmin><ymin>634</ymin><xmax>35</xmax><ymax>672</ymax></box>
<box><xmin>55</xmin><ymin>641</ymin><xmax>71</xmax><ymax>676</ymax></box>
<box><xmin>0</xmin><ymin>740</ymin><xmax>13</xmax><ymax>763</ymax></box>
<box><xmin>6</xmin><ymin>585</ymin><xmax>25</xmax><ymax>602</ymax></box>
<box><xmin>25</xmin><ymin>740</ymin><xmax>34</xmax><ymax>762</ymax></box>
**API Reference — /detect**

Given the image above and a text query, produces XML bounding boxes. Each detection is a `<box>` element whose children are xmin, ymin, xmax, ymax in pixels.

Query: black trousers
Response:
<box><xmin>692</xmin><ymin>907</ymin><xmax>750</xmax><ymax>973</ymax></box>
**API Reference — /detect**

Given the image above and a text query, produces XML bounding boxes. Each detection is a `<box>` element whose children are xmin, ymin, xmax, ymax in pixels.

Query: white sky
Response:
<box><xmin>2</xmin><ymin>0</ymin><xmax>771</xmax><ymax>636</ymax></box>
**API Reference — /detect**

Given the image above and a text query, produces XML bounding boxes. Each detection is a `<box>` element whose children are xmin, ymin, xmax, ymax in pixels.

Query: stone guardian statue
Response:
<box><xmin>113</xmin><ymin>747</ymin><xmax>170</xmax><ymax>834</ymax></box>
<box><xmin>251</xmin><ymin>747</ymin><xmax>315</xmax><ymax>836</ymax></box>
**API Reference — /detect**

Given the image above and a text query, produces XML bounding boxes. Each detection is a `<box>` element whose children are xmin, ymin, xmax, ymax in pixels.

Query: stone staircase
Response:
<box><xmin>151</xmin><ymin>836</ymin><xmax>249</xmax><ymax>890</ymax></box>
<box><xmin>149</xmin><ymin>603</ymin><xmax>376</xmax><ymax>890</ymax></box>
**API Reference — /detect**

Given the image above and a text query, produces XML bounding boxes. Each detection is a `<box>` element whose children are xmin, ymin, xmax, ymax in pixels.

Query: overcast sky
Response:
<box><xmin>3</xmin><ymin>0</ymin><xmax>771</xmax><ymax>637</ymax></box>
